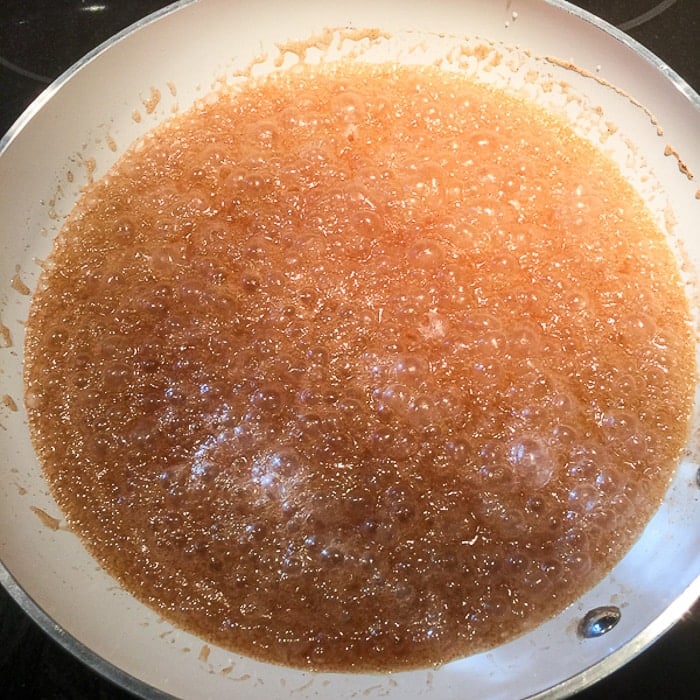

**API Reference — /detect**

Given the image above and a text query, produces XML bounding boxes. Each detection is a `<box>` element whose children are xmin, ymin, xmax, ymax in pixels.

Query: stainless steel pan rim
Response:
<box><xmin>1</xmin><ymin>1</ymin><xmax>698</xmax><ymax>699</ymax></box>
<box><xmin>547</xmin><ymin>0</ymin><xmax>699</xmax><ymax>108</ymax></box>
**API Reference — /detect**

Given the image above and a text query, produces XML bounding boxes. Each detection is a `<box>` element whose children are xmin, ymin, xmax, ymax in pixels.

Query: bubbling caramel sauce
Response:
<box><xmin>24</xmin><ymin>61</ymin><xmax>695</xmax><ymax>671</ymax></box>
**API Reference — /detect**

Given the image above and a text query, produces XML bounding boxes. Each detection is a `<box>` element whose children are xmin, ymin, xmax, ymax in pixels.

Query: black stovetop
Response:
<box><xmin>1</xmin><ymin>1</ymin><xmax>698</xmax><ymax>698</ymax></box>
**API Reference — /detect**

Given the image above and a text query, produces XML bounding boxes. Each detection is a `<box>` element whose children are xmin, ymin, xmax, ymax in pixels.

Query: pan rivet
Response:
<box><xmin>577</xmin><ymin>606</ymin><xmax>621</xmax><ymax>638</ymax></box>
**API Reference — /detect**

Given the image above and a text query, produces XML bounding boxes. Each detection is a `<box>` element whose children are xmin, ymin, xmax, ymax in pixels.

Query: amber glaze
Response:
<box><xmin>24</xmin><ymin>62</ymin><xmax>695</xmax><ymax>671</ymax></box>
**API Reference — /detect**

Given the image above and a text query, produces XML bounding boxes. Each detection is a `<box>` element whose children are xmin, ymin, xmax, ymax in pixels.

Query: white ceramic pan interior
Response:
<box><xmin>0</xmin><ymin>1</ymin><xmax>699</xmax><ymax>699</ymax></box>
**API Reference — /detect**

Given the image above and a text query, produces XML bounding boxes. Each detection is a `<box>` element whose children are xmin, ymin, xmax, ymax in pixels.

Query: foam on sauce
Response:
<box><xmin>24</xmin><ymin>60</ymin><xmax>695</xmax><ymax>671</ymax></box>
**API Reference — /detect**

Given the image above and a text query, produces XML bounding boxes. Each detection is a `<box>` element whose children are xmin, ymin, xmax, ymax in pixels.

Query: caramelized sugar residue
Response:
<box><xmin>24</xmin><ymin>62</ymin><xmax>695</xmax><ymax>671</ymax></box>
<box><xmin>30</xmin><ymin>505</ymin><xmax>61</xmax><ymax>531</ymax></box>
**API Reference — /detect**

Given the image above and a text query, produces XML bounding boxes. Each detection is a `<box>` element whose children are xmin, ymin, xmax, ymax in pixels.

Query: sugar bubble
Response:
<box><xmin>407</xmin><ymin>394</ymin><xmax>438</xmax><ymax>427</ymax></box>
<box><xmin>245</xmin><ymin>119</ymin><xmax>280</xmax><ymax>149</ymax></box>
<box><xmin>373</xmin><ymin>383</ymin><xmax>412</xmax><ymax>420</ymax></box>
<box><xmin>330</xmin><ymin>90</ymin><xmax>366</xmax><ymax>123</ymax></box>
<box><xmin>561</xmin><ymin>549</ymin><xmax>592</xmax><ymax>578</ymax></box>
<box><xmin>506</xmin><ymin>322</ymin><xmax>542</xmax><ymax>362</ymax></box>
<box><xmin>319</xmin><ymin>545</ymin><xmax>345</xmax><ymax>566</ymax></box>
<box><xmin>408</xmin><ymin>240</ymin><xmax>445</xmax><ymax>270</ymax></box>
<box><xmin>507</xmin><ymin>436</ymin><xmax>556</xmax><ymax>488</ymax></box>
<box><xmin>382</xmin><ymin>486</ymin><xmax>416</xmax><ymax>523</ymax></box>
<box><xmin>249</xmin><ymin>385</ymin><xmax>284</xmax><ymax>415</ymax></box>
<box><xmin>478</xmin><ymin>494</ymin><xmax>529</xmax><ymax>538</ymax></box>
<box><xmin>567</xmin><ymin>483</ymin><xmax>599</xmax><ymax>514</ymax></box>
<box><xmin>598</xmin><ymin>410</ymin><xmax>639</xmax><ymax>443</ymax></box>
<box><xmin>391</xmin><ymin>355</ymin><xmax>426</xmax><ymax>381</ymax></box>
<box><xmin>443</xmin><ymin>438</ymin><xmax>470</xmax><ymax>470</ymax></box>
<box><xmin>548</xmin><ymin>423</ymin><xmax>579</xmax><ymax>449</ymax></box>
<box><xmin>549</xmin><ymin>391</ymin><xmax>578</xmax><ymax>413</ymax></box>
<box><xmin>566</xmin><ymin>441</ymin><xmax>608</xmax><ymax>481</ymax></box>
<box><xmin>617</xmin><ymin>312</ymin><xmax>656</xmax><ymax>345</ymax></box>
<box><xmin>391</xmin><ymin>581</ymin><xmax>417</xmax><ymax>605</ymax></box>
<box><xmin>102</xmin><ymin>362</ymin><xmax>131</xmax><ymax>392</ymax></box>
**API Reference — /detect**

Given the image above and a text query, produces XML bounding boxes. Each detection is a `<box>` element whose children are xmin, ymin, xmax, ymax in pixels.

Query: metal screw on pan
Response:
<box><xmin>578</xmin><ymin>606</ymin><xmax>622</xmax><ymax>639</ymax></box>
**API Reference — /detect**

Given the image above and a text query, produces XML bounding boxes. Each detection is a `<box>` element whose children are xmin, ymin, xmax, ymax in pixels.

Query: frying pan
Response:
<box><xmin>0</xmin><ymin>1</ymin><xmax>698</xmax><ymax>698</ymax></box>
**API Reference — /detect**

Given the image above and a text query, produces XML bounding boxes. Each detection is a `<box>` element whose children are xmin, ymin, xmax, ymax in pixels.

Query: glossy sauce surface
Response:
<box><xmin>24</xmin><ymin>62</ymin><xmax>695</xmax><ymax>671</ymax></box>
